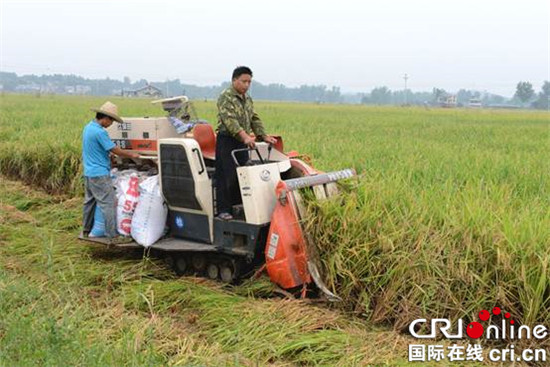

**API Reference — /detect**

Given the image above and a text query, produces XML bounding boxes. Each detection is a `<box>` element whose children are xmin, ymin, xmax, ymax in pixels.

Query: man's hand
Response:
<box><xmin>263</xmin><ymin>135</ymin><xmax>277</xmax><ymax>145</ymax></box>
<box><xmin>238</xmin><ymin>131</ymin><xmax>256</xmax><ymax>149</ymax></box>
<box><xmin>243</xmin><ymin>135</ymin><xmax>256</xmax><ymax>149</ymax></box>
<box><xmin>111</xmin><ymin>146</ymin><xmax>140</xmax><ymax>159</ymax></box>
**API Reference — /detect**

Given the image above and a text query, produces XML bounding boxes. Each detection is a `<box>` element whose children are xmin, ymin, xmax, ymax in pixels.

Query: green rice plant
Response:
<box><xmin>1</xmin><ymin>176</ymin><xmax>425</xmax><ymax>366</ymax></box>
<box><xmin>1</xmin><ymin>93</ymin><xmax>549</xmax><ymax>356</ymax></box>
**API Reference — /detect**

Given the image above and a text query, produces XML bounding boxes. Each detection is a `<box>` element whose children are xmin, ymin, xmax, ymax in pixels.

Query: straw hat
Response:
<box><xmin>90</xmin><ymin>101</ymin><xmax>123</xmax><ymax>123</ymax></box>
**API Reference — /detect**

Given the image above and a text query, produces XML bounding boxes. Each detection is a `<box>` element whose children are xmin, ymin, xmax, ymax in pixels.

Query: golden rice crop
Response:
<box><xmin>1</xmin><ymin>93</ymin><xmax>549</xmax><ymax>350</ymax></box>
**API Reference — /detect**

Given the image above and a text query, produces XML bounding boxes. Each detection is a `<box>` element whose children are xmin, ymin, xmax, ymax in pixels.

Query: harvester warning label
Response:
<box><xmin>267</xmin><ymin>233</ymin><xmax>279</xmax><ymax>259</ymax></box>
<box><xmin>117</xmin><ymin>122</ymin><xmax>132</xmax><ymax>131</ymax></box>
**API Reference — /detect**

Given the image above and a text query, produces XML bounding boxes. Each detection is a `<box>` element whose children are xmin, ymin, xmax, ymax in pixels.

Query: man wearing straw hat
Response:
<box><xmin>81</xmin><ymin>101</ymin><xmax>139</xmax><ymax>244</ymax></box>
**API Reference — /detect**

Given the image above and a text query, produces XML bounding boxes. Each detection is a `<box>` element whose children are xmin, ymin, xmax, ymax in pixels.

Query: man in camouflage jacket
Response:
<box><xmin>215</xmin><ymin>66</ymin><xmax>277</xmax><ymax>220</ymax></box>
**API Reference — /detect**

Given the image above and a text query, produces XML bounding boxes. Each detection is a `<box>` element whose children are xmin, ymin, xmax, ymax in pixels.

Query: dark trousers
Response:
<box><xmin>214</xmin><ymin>134</ymin><xmax>248</xmax><ymax>214</ymax></box>
<box><xmin>82</xmin><ymin>175</ymin><xmax>117</xmax><ymax>237</ymax></box>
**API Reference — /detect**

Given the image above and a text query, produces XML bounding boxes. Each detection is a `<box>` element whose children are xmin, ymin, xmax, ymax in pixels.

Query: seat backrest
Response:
<box><xmin>193</xmin><ymin>124</ymin><xmax>216</xmax><ymax>160</ymax></box>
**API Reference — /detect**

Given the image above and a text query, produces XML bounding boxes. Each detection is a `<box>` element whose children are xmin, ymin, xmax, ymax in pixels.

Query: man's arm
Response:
<box><xmin>218</xmin><ymin>99</ymin><xmax>245</xmax><ymax>138</ymax></box>
<box><xmin>250</xmin><ymin>111</ymin><xmax>267</xmax><ymax>138</ymax></box>
<box><xmin>97</xmin><ymin>127</ymin><xmax>139</xmax><ymax>159</ymax></box>
<box><xmin>237</xmin><ymin>130</ymin><xmax>256</xmax><ymax>149</ymax></box>
<box><xmin>218</xmin><ymin>98</ymin><xmax>257</xmax><ymax>148</ymax></box>
<box><xmin>111</xmin><ymin>146</ymin><xmax>140</xmax><ymax>159</ymax></box>
<box><xmin>250</xmin><ymin>106</ymin><xmax>277</xmax><ymax>145</ymax></box>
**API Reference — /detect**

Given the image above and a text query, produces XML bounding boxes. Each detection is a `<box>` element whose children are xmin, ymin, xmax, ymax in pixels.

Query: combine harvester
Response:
<box><xmin>79</xmin><ymin>96</ymin><xmax>355</xmax><ymax>299</ymax></box>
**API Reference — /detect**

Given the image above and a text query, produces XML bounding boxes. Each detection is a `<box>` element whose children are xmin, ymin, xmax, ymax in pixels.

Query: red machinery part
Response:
<box><xmin>192</xmin><ymin>124</ymin><xmax>217</xmax><ymax>160</ymax></box>
<box><xmin>290</xmin><ymin>158</ymin><xmax>318</xmax><ymax>175</ymax></box>
<box><xmin>265</xmin><ymin>164</ymin><xmax>356</xmax><ymax>296</ymax></box>
<box><xmin>265</xmin><ymin>181</ymin><xmax>311</xmax><ymax>289</ymax></box>
<box><xmin>192</xmin><ymin>124</ymin><xmax>284</xmax><ymax>161</ymax></box>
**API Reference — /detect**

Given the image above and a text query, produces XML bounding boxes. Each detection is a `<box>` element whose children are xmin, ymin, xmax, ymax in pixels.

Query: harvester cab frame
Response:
<box><xmin>79</xmin><ymin>95</ymin><xmax>355</xmax><ymax>299</ymax></box>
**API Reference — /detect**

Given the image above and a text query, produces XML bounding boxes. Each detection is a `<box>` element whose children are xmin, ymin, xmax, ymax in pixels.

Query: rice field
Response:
<box><xmin>1</xmin><ymin>93</ymin><xmax>549</xmax><ymax>364</ymax></box>
<box><xmin>0</xmin><ymin>177</ymin><xmax>419</xmax><ymax>366</ymax></box>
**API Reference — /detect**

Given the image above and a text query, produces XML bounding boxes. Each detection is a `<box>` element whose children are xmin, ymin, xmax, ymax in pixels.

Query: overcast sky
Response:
<box><xmin>1</xmin><ymin>0</ymin><xmax>549</xmax><ymax>96</ymax></box>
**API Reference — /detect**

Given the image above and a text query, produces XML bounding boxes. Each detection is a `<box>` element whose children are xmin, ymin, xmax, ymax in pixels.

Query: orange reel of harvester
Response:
<box><xmin>264</xmin><ymin>158</ymin><xmax>317</xmax><ymax>291</ymax></box>
<box><xmin>265</xmin><ymin>162</ymin><xmax>355</xmax><ymax>300</ymax></box>
<box><xmin>265</xmin><ymin>180</ymin><xmax>311</xmax><ymax>290</ymax></box>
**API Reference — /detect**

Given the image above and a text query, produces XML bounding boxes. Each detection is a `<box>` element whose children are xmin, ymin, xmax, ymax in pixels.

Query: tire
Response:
<box><xmin>174</xmin><ymin>256</ymin><xmax>187</xmax><ymax>275</ymax></box>
<box><xmin>219</xmin><ymin>261</ymin><xmax>235</xmax><ymax>283</ymax></box>
<box><xmin>164</xmin><ymin>255</ymin><xmax>175</xmax><ymax>269</ymax></box>
<box><xmin>191</xmin><ymin>254</ymin><xmax>206</xmax><ymax>271</ymax></box>
<box><xmin>207</xmin><ymin>263</ymin><xmax>219</xmax><ymax>280</ymax></box>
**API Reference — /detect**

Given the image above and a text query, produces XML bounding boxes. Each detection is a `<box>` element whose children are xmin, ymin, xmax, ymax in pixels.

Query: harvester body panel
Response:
<box><xmin>158</xmin><ymin>138</ymin><xmax>214</xmax><ymax>243</ymax></box>
<box><xmin>106</xmin><ymin>117</ymin><xmax>182</xmax><ymax>155</ymax></box>
<box><xmin>237</xmin><ymin>162</ymin><xmax>281</xmax><ymax>225</ymax></box>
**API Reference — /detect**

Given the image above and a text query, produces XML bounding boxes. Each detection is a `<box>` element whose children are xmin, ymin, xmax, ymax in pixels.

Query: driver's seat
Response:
<box><xmin>193</xmin><ymin>124</ymin><xmax>217</xmax><ymax>160</ymax></box>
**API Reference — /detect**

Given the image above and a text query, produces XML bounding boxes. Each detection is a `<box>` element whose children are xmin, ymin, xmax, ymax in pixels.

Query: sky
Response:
<box><xmin>1</xmin><ymin>0</ymin><xmax>549</xmax><ymax>96</ymax></box>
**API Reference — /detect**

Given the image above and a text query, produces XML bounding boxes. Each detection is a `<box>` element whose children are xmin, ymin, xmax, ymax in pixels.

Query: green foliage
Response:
<box><xmin>532</xmin><ymin>81</ymin><xmax>550</xmax><ymax>110</ymax></box>
<box><xmin>514</xmin><ymin>81</ymin><xmax>535</xmax><ymax>103</ymax></box>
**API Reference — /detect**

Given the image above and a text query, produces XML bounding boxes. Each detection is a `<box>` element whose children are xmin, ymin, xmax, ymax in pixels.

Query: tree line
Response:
<box><xmin>513</xmin><ymin>81</ymin><xmax>550</xmax><ymax>109</ymax></box>
<box><xmin>0</xmin><ymin>72</ymin><xmax>344</xmax><ymax>103</ymax></box>
<box><xmin>1</xmin><ymin>72</ymin><xmax>548</xmax><ymax>109</ymax></box>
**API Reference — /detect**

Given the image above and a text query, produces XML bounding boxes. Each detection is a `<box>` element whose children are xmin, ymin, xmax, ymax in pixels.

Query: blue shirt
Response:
<box><xmin>82</xmin><ymin>120</ymin><xmax>116</xmax><ymax>177</ymax></box>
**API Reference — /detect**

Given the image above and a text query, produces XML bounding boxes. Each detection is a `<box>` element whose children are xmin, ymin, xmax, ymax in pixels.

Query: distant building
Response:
<box><xmin>123</xmin><ymin>83</ymin><xmax>163</xmax><ymax>98</ymax></box>
<box><xmin>15</xmin><ymin>83</ymin><xmax>41</xmax><ymax>92</ymax></box>
<box><xmin>76</xmin><ymin>85</ymin><xmax>91</xmax><ymax>94</ymax></box>
<box><xmin>468</xmin><ymin>98</ymin><xmax>482</xmax><ymax>108</ymax></box>
<box><xmin>65</xmin><ymin>85</ymin><xmax>91</xmax><ymax>95</ymax></box>
<box><xmin>438</xmin><ymin>94</ymin><xmax>457</xmax><ymax>108</ymax></box>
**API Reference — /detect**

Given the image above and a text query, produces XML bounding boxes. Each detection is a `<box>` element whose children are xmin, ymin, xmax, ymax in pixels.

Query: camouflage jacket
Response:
<box><xmin>216</xmin><ymin>86</ymin><xmax>267</xmax><ymax>141</ymax></box>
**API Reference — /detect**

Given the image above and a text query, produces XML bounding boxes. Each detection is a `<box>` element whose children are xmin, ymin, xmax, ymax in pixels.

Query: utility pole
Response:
<box><xmin>403</xmin><ymin>73</ymin><xmax>409</xmax><ymax>105</ymax></box>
